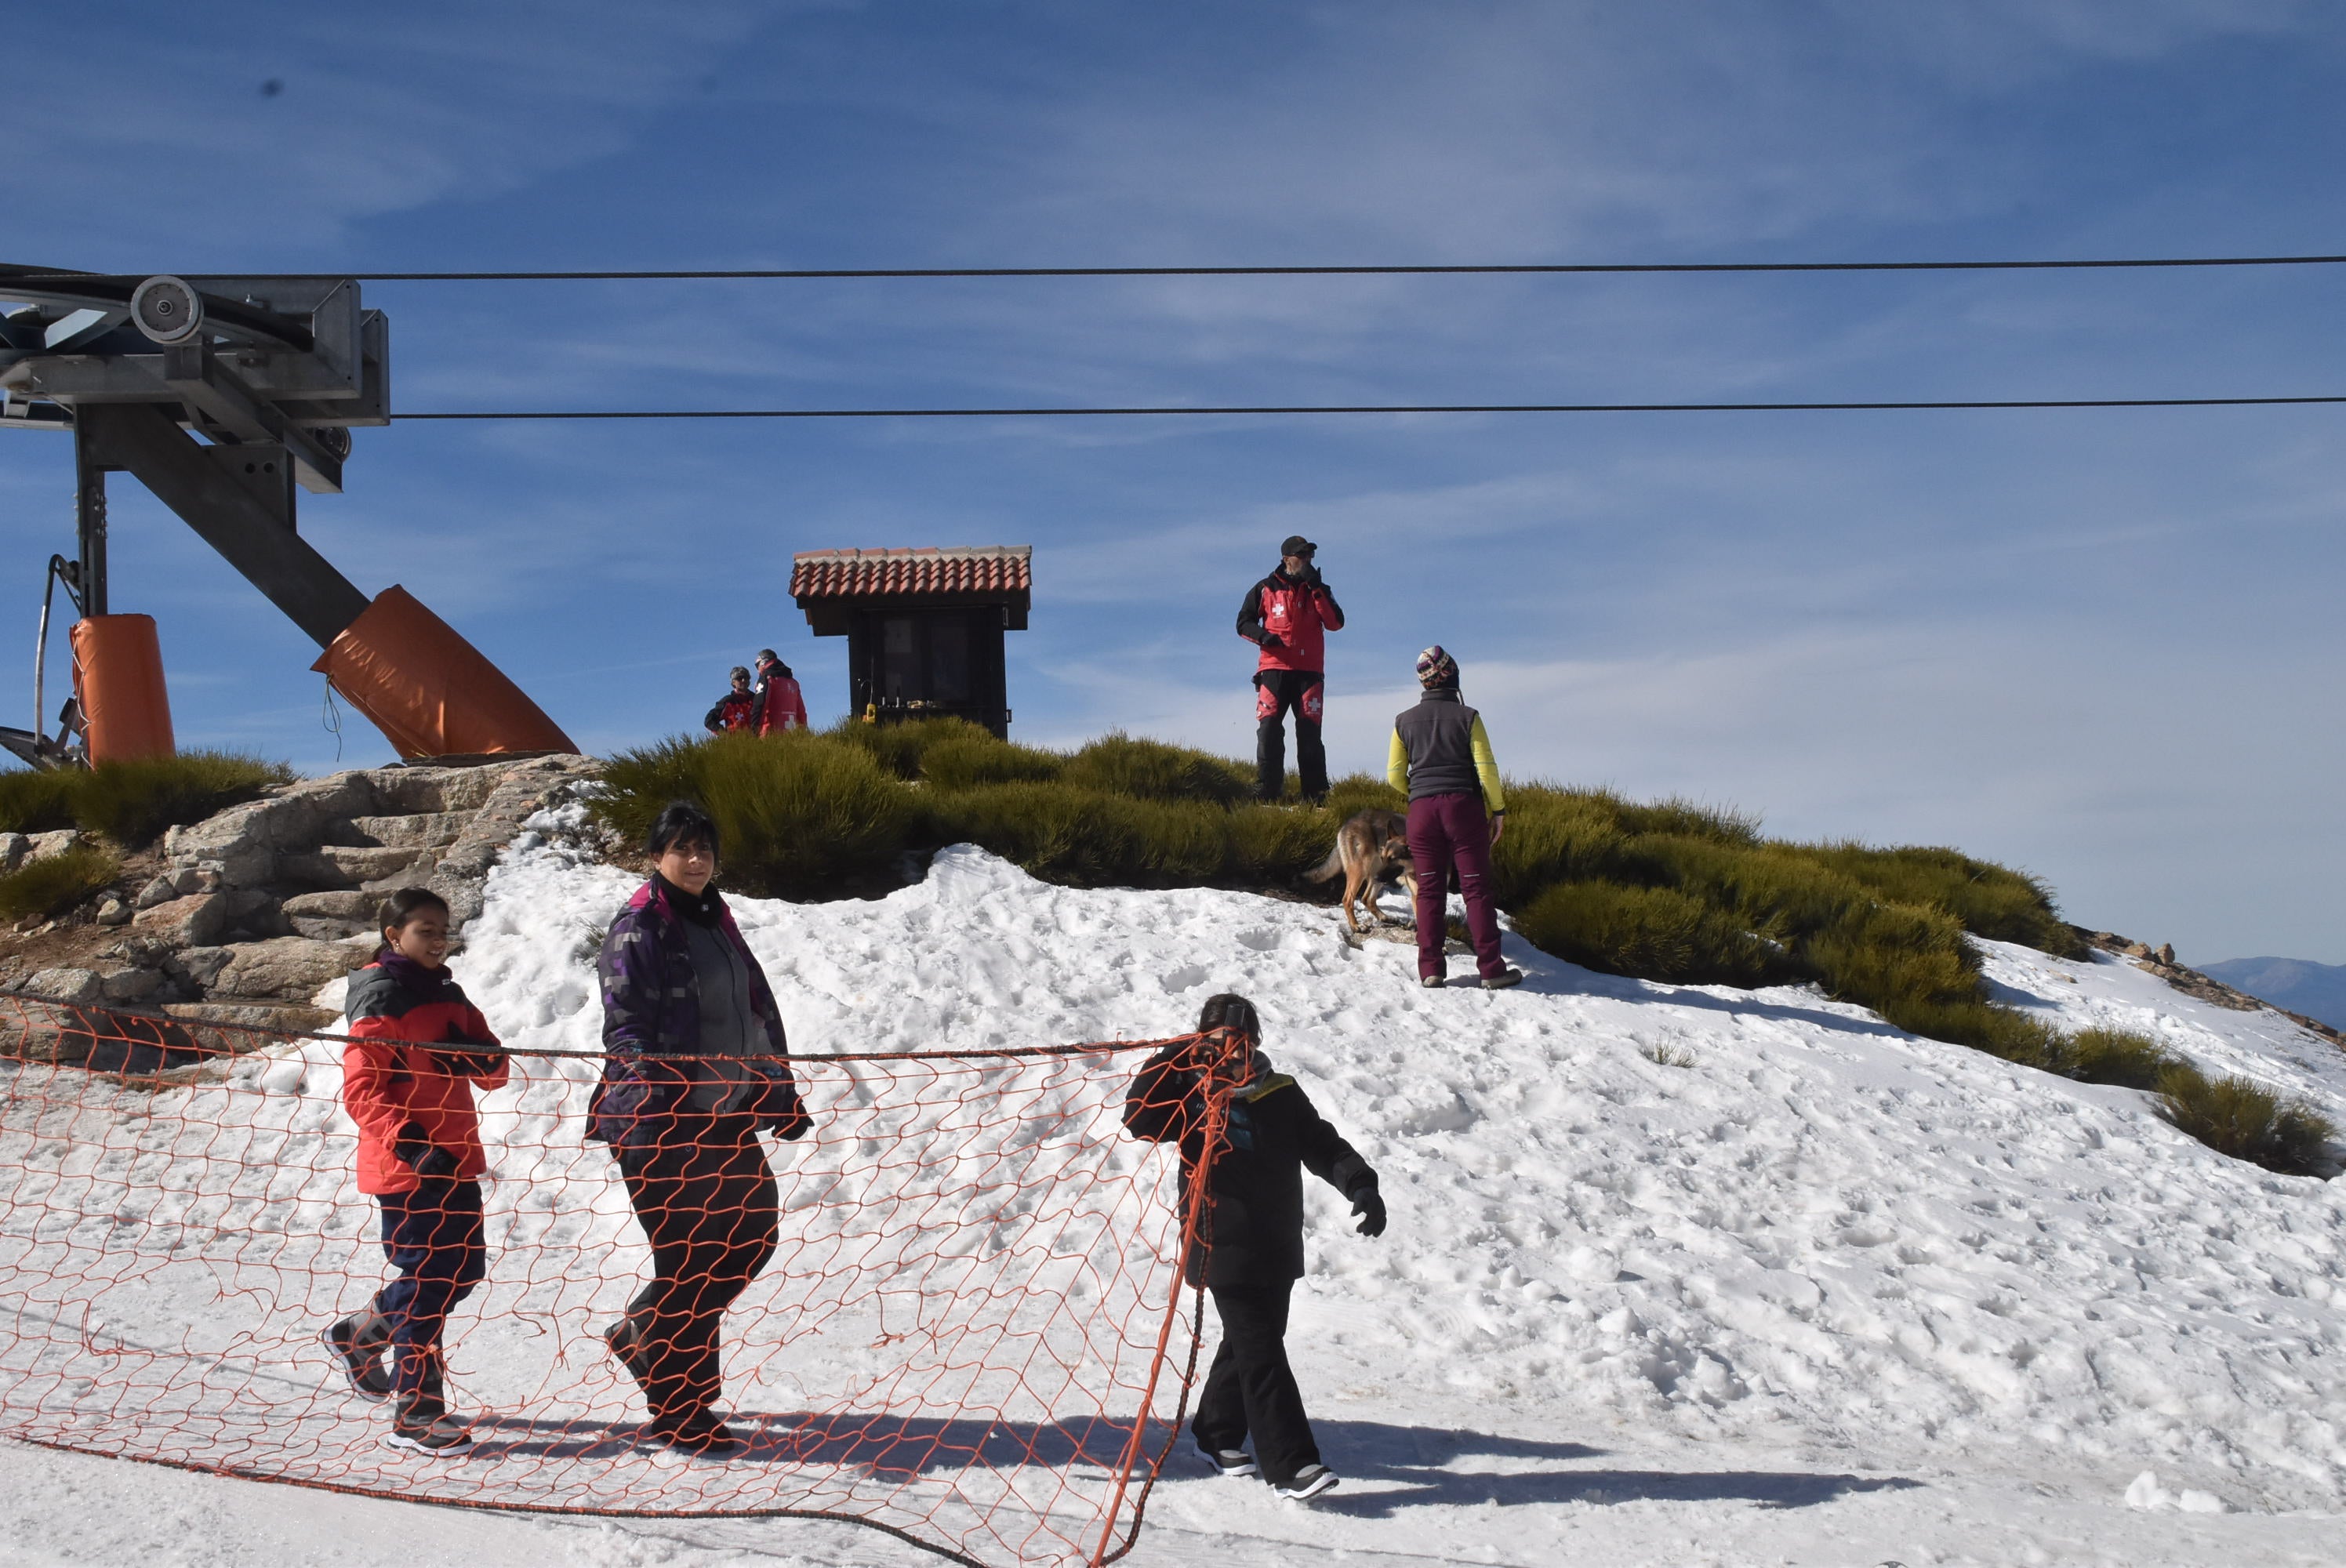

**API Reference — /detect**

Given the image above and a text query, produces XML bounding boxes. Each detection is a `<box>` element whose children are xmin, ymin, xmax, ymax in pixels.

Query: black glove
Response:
<box><xmin>1349</xmin><ymin>1187</ymin><xmax>1386</xmax><ymax>1238</ymax></box>
<box><xmin>1258</xmin><ymin>631</ymin><xmax>1285</xmax><ymax>649</ymax></box>
<box><xmin>764</xmin><ymin>1094</ymin><xmax>812</xmax><ymax>1143</ymax></box>
<box><xmin>1302</xmin><ymin>562</ymin><xmax>1324</xmax><ymax>588</ymax></box>
<box><xmin>393</xmin><ymin>1121</ymin><xmax>461</xmax><ymax>1179</ymax></box>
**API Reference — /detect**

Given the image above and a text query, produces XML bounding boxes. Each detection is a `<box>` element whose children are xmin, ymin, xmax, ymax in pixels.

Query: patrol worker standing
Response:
<box><xmin>1237</xmin><ymin>536</ymin><xmax>1344</xmax><ymax>804</ymax></box>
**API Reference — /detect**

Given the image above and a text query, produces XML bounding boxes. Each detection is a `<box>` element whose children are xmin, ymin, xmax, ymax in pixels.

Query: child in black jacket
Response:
<box><xmin>1124</xmin><ymin>993</ymin><xmax>1385</xmax><ymax>1501</ymax></box>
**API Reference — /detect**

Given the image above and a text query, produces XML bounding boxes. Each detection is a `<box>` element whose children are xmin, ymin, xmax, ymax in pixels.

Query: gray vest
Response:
<box><xmin>1394</xmin><ymin>691</ymin><xmax>1482</xmax><ymax>800</ymax></box>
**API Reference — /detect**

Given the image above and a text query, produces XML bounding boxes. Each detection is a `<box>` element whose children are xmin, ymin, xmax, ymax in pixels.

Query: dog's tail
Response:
<box><xmin>1302</xmin><ymin>839</ymin><xmax>1346</xmax><ymax>884</ymax></box>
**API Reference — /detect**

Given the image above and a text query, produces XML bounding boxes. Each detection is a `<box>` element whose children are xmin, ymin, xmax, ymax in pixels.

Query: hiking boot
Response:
<box><xmin>642</xmin><ymin>1410</ymin><xmax>743</xmax><ymax>1457</ymax></box>
<box><xmin>1419</xmin><ymin>975</ymin><xmax>1445</xmax><ymax>989</ymax></box>
<box><xmin>1197</xmin><ymin>1443</ymin><xmax>1258</xmax><ymax>1478</ymax></box>
<box><xmin>1481</xmin><ymin>968</ymin><xmax>1524</xmax><ymax>990</ymax></box>
<box><xmin>603</xmin><ymin>1316</ymin><xmax>652</xmax><ymax>1395</ymax></box>
<box><xmin>1275</xmin><ymin>1463</ymin><xmax>1340</xmax><ymax>1501</ymax></box>
<box><xmin>321</xmin><ymin>1312</ymin><xmax>391</xmax><ymax>1400</ymax></box>
<box><xmin>385</xmin><ymin>1396</ymin><xmax>472</xmax><ymax>1454</ymax></box>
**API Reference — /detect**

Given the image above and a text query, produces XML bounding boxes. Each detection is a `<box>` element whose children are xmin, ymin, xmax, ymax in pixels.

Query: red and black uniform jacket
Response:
<box><xmin>754</xmin><ymin>670</ymin><xmax>808</xmax><ymax>735</ymax></box>
<box><xmin>706</xmin><ymin>689</ymin><xmax>757</xmax><ymax>732</ymax></box>
<box><xmin>1236</xmin><ymin>566</ymin><xmax>1344</xmax><ymax>674</ymax></box>
<box><xmin>342</xmin><ymin>953</ymin><xmax>508</xmax><ymax>1196</ymax></box>
<box><xmin>1124</xmin><ymin>1045</ymin><xmax>1375</xmax><ymax>1289</ymax></box>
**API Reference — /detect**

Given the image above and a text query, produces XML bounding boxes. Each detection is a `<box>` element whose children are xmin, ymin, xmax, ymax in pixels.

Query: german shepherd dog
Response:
<box><xmin>1306</xmin><ymin>809</ymin><xmax>1418</xmax><ymax>934</ymax></box>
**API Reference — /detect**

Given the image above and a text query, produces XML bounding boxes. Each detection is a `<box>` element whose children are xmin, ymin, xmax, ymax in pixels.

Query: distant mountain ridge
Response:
<box><xmin>2199</xmin><ymin>956</ymin><xmax>2346</xmax><ymax>1033</ymax></box>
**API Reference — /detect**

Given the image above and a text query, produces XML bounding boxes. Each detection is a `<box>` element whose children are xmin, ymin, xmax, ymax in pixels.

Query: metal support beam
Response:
<box><xmin>73</xmin><ymin>426</ymin><xmax>107</xmax><ymax>618</ymax></box>
<box><xmin>160</xmin><ymin>343</ymin><xmax>345</xmax><ymax>492</ymax></box>
<box><xmin>74</xmin><ymin>403</ymin><xmax>369</xmax><ymax>647</ymax></box>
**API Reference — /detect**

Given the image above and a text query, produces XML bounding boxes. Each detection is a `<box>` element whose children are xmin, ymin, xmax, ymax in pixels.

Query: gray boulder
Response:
<box><xmin>208</xmin><ymin>937</ymin><xmax>368</xmax><ymax>1002</ymax></box>
<box><xmin>24</xmin><ymin>967</ymin><xmax>101</xmax><ymax>1004</ymax></box>
<box><xmin>135</xmin><ymin>892</ymin><xmax>233</xmax><ymax>949</ymax></box>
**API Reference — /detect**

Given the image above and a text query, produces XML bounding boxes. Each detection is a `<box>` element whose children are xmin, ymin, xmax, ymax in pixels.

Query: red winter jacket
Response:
<box><xmin>755</xmin><ymin>674</ymin><xmax>808</xmax><ymax>735</ymax></box>
<box><xmin>706</xmin><ymin>689</ymin><xmax>757</xmax><ymax>734</ymax></box>
<box><xmin>342</xmin><ymin>953</ymin><xmax>508</xmax><ymax>1196</ymax></box>
<box><xmin>1236</xmin><ymin>567</ymin><xmax>1345</xmax><ymax>673</ymax></box>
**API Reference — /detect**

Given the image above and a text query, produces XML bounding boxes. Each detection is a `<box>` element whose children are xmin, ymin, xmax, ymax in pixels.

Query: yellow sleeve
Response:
<box><xmin>1469</xmin><ymin>714</ymin><xmax>1505</xmax><ymax>815</ymax></box>
<box><xmin>1387</xmin><ymin>727</ymin><xmax>1410</xmax><ymax>794</ymax></box>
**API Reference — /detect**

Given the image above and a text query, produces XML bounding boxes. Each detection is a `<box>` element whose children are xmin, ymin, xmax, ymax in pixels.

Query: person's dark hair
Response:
<box><xmin>646</xmin><ymin>800</ymin><xmax>721</xmax><ymax>859</ymax></box>
<box><xmin>379</xmin><ymin>887</ymin><xmax>449</xmax><ymax>932</ymax></box>
<box><xmin>1196</xmin><ymin>993</ymin><xmax>1261</xmax><ymax>1038</ymax></box>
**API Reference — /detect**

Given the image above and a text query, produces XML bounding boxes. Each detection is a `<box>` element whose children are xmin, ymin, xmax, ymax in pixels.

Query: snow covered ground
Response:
<box><xmin>5</xmin><ymin>808</ymin><xmax>2346</xmax><ymax>1567</ymax></box>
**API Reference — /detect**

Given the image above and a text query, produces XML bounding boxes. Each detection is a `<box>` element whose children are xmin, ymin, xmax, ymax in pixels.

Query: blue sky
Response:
<box><xmin>5</xmin><ymin>1</ymin><xmax>2344</xmax><ymax>964</ymax></box>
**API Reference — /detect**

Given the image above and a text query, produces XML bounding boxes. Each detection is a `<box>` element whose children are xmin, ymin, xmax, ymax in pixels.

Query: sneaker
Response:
<box><xmin>1419</xmin><ymin>975</ymin><xmax>1445</xmax><ymax>989</ymax></box>
<box><xmin>321</xmin><ymin>1316</ymin><xmax>391</xmax><ymax>1401</ymax></box>
<box><xmin>1481</xmin><ymin>968</ymin><xmax>1524</xmax><ymax>991</ymax></box>
<box><xmin>385</xmin><ymin>1401</ymin><xmax>472</xmax><ymax>1454</ymax></box>
<box><xmin>1275</xmin><ymin>1464</ymin><xmax>1340</xmax><ymax>1501</ymax></box>
<box><xmin>1197</xmin><ymin>1443</ymin><xmax>1258</xmax><ymax>1478</ymax></box>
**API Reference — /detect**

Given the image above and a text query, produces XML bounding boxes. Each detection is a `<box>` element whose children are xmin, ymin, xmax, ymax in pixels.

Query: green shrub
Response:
<box><xmin>1321</xmin><ymin>772</ymin><xmax>1406</xmax><ymax>818</ymax></box>
<box><xmin>2156</xmin><ymin>1067</ymin><xmax>2337</xmax><ymax>1177</ymax></box>
<box><xmin>1604</xmin><ymin>790</ymin><xmax>1763</xmax><ymax>848</ymax></box>
<box><xmin>1491</xmin><ymin>789</ymin><xmax>1647</xmax><ymax>908</ymax></box>
<box><xmin>926</xmin><ymin>785</ymin><xmax>1231</xmax><ymax>887</ymax></box>
<box><xmin>0</xmin><ymin>770</ymin><xmax>78</xmax><ymax>834</ymax></box>
<box><xmin>2060</xmin><ymin>1026</ymin><xmax>2178</xmax><ymax>1091</ymax></box>
<box><xmin>1810</xmin><ymin>842</ymin><xmax>2085</xmax><ymax>958</ymax></box>
<box><xmin>1062</xmin><ymin>732</ymin><xmax>1251</xmax><ymax>805</ymax></box>
<box><xmin>1226</xmin><ymin>804</ymin><xmax>1335</xmax><ymax>885</ymax></box>
<box><xmin>825</xmin><ymin>715</ymin><xmax>995</xmax><ymax>780</ymax></box>
<box><xmin>921</xmin><ymin>735</ymin><xmax>1064</xmax><ymax>791</ymax></box>
<box><xmin>0</xmin><ymin>845</ymin><xmax>122</xmax><ymax>920</ymax></box>
<box><xmin>594</xmin><ymin>732</ymin><xmax>914</xmax><ymax>898</ymax></box>
<box><xmin>72</xmin><ymin>751</ymin><xmax>293</xmax><ymax>844</ymax></box>
<box><xmin>1513</xmin><ymin>880</ymin><xmax>1790</xmax><ymax>989</ymax></box>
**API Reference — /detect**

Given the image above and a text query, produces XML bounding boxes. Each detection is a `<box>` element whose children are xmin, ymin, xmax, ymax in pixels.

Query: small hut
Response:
<box><xmin>789</xmin><ymin>546</ymin><xmax>1032</xmax><ymax>738</ymax></box>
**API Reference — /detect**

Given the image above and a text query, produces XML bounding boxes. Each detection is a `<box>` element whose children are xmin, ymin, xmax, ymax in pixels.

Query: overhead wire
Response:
<box><xmin>396</xmin><ymin>394</ymin><xmax>2346</xmax><ymax>420</ymax></box>
<box><xmin>15</xmin><ymin>252</ymin><xmax>2346</xmax><ymax>284</ymax></box>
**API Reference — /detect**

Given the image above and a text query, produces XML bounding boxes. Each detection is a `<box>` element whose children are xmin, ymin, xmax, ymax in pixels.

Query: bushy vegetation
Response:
<box><xmin>586</xmin><ymin>718</ymin><xmax>2337</xmax><ymax>1176</ymax></box>
<box><xmin>0</xmin><ymin>752</ymin><xmax>291</xmax><ymax>844</ymax></box>
<box><xmin>0</xmin><ymin>770</ymin><xmax>79</xmax><ymax>834</ymax></box>
<box><xmin>598</xmin><ymin>733</ymin><xmax>913</xmax><ymax>899</ymax></box>
<box><xmin>2156</xmin><ymin>1069</ymin><xmax>2337</xmax><ymax>1177</ymax></box>
<box><xmin>0</xmin><ymin>845</ymin><xmax>122</xmax><ymax>920</ymax></box>
<box><xmin>74</xmin><ymin>752</ymin><xmax>293</xmax><ymax>843</ymax></box>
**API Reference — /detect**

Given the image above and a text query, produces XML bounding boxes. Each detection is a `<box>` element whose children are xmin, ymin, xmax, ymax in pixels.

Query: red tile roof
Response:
<box><xmin>790</xmin><ymin>546</ymin><xmax>1032</xmax><ymax>602</ymax></box>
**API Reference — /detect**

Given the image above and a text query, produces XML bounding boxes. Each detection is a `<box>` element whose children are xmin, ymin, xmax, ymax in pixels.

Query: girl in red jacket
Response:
<box><xmin>323</xmin><ymin>887</ymin><xmax>508</xmax><ymax>1454</ymax></box>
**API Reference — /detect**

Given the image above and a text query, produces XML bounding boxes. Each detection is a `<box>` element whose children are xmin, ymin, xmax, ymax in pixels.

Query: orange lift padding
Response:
<box><xmin>310</xmin><ymin>585</ymin><xmax>577</xmax><ymax>760</ymax></box>
<box><xmin>71</xmin><ymin>615</ymin><xmax>176</xmax><ymax>764</ymax></box>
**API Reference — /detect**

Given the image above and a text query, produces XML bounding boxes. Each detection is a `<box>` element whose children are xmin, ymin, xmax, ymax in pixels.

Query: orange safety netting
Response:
<box><xmin>0</xmin><ymin>993</ymin><xmax>1232</xmax><ymax>1568</ymax></box>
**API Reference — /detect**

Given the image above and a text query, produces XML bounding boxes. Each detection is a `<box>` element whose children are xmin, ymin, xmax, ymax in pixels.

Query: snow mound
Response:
<box><xmin>460</xmin><ymin>828</ymin><xmax>2346</xmax><ymax>1515</ymax></box>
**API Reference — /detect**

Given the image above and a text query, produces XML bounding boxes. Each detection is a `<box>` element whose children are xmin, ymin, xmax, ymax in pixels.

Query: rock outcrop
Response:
<box><xmin>2</xmin><ymin>753</ymin><xmax>597</xmax><ymax>1065</ymax></box>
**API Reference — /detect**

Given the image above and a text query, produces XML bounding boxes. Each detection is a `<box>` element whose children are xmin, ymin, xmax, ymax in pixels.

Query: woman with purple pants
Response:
<box><xmin>1385</xmin><ymin>646</ymin><xmax>1523</xmax><ymax>990</ymax></box>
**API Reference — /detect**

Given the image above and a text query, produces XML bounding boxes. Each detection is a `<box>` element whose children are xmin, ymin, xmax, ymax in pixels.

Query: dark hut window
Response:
<box><xmin>882</xmin><ymin>616</ymin><xmax>917</xmax><ymax>700</ymax></box>
<box><xmin>928</xmin><ymin>616</ymin><xmax>970</xmax><ymax>702</ymax></box>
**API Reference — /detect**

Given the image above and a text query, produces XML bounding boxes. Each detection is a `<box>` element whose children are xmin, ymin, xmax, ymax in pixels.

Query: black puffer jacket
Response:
<box><xmin>1124</xmin><ymin>1045</ymin><xmax>1377</xmax><ymax>1287</ymax></box>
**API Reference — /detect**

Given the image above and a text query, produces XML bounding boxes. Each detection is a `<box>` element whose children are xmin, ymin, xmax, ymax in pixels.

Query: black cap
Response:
<box><xmin>1279</xmin><ymin>535</ymin><xmax>1317</xmax><ymax>557</ymax></box>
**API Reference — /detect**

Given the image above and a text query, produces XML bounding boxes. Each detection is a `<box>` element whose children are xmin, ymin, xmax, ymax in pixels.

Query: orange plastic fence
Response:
<box><xmin>0</xmin><ymin>994</ymin><xmax>1228</xmax><ymax>1568</ymax></box>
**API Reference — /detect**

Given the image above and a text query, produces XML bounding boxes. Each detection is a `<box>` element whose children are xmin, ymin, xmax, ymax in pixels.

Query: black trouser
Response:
<box><xmin>617</xmin><ymin>1115</ymin><xmax>779</xmax><ymax>1426</ymax></box>
<box><xmin>1254</xmin><ymin>670</ymin><xmax>1327</xmax><ymax>802</ymax></box>
<box><xmin>1192</xmin><ymin>1279</ymin><xmax>1320</xmax><ymax>1486</ymax></box>
<box><xmin>372</xmin><ymin>1176</ymin><xmax>486</xmax><ymax>1406</ymax></box>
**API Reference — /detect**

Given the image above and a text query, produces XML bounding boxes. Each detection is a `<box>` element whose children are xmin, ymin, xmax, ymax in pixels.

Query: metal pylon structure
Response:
<box><xmin>0</xmin><ymin>264</ymin><xmax>572</xmax><ymax>765</ymax></box>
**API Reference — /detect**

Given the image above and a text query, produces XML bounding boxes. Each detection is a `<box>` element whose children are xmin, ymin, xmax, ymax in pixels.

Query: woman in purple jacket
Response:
<box><xmin>590</xmin><ymin>800</ymin><xmax>811</xmax><ymax>1455</ymax></box>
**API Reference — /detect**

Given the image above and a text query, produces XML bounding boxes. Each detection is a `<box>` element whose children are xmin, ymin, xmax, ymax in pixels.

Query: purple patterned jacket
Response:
<box><xmin>589</xmin><ymin>877</ymin><xmax>806</xmax><ymax>1149</ymax></box>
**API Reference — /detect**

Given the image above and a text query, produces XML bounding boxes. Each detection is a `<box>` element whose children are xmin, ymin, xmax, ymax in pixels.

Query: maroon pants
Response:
<box><xmin>1407</xmin><ymin>792</ymin><xmax>1506</xmax><ymax>981</ymax></box>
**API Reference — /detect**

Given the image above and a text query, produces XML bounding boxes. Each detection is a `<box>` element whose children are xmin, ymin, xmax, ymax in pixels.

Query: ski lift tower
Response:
<box><xmin>0</xmin><ymin>263</ymin><xmax>573</xmax><ymax>767</ymax></box>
